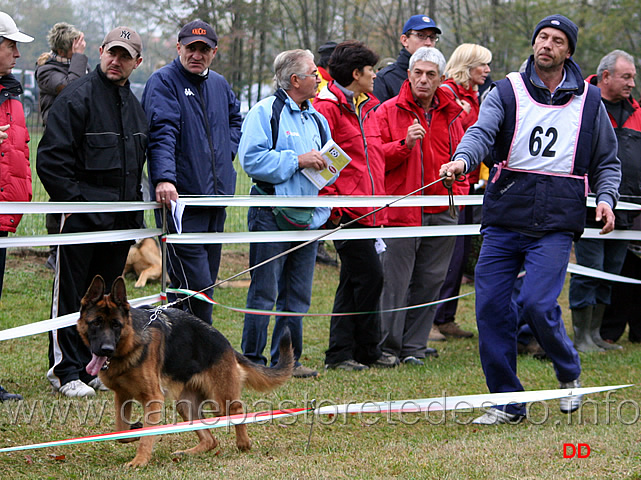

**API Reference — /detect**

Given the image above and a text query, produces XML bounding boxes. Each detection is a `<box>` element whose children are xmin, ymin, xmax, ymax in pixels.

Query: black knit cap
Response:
<box><xmin>531</xmin><ymin>14</ymin><xmax>578</xmax><ymax>54</ymax></box>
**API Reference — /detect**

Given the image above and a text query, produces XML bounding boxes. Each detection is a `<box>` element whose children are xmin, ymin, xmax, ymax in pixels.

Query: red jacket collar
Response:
<box><xmin>394</xmin><ymin>79</ymin><xmax>460</xmax><ymax>119</ymax></box>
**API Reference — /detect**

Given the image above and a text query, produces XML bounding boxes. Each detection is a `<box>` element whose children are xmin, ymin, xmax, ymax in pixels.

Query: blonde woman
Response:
<box><xmin>443</xmin><ymin>43</ymin><xmax>492</xmax><ymax>131</ymax></box>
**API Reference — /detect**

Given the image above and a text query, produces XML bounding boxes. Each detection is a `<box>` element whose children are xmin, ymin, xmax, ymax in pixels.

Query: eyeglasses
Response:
<box><xmin>408</xmin><ymin>31</ymin><xmax>439</xmax><ymax>42</ymax></box>
<box><xmin>297</xmin><ymin>71</ymin><xmax>319</xmax><ymax>79</ymax></box>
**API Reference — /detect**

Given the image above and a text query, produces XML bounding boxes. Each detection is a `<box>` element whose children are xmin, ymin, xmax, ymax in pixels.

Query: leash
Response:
<box><xmin>444</xmin><ymin>173</ymin><xmax>467</xmax><ymax>218</ymax></box>
<box><xmin>164</xmin><ymin>174</ymin><xmax>468</xmax><ymax>309</ymax></box>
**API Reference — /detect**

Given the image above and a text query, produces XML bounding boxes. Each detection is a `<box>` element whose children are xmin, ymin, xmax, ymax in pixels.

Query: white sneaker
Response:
<box><xmin>58</xmin><ymin>380</ymin><xmax>96</xmax><ymax>398</ymax></box>
<box><xmin>88</xmin><ymin>377</ymin><xmax>110</xmax><ymax>392</ymax></box>
<box><xmin>472</xmin><ymin>408</ymin><xmax>525</xmax><ymax>425</ymax></box>
<box><xmin>559</xmin><ymin>378</ymin><xmax>583</xmax><ymax>413</ymax></box>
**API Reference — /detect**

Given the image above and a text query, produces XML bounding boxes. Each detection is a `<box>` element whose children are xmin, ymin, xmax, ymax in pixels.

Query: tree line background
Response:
<box><xmin>3</xmin><ymin>0</ymin><xmax>641</xmax><ymax>108</ymax></box>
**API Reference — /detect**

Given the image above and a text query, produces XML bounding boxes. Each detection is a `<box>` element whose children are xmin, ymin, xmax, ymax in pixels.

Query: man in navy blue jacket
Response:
<box><xmin>142</xmin><ymin>20</ymin><xmax>242</xmax><ymax>324</ymax></box>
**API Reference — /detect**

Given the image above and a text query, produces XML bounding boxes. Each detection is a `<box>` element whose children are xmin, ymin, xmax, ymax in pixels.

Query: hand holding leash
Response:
<box><xmin>440</xmin><ymin>168</ymin><xmax>467</xmax><ymax>219</ymax></box>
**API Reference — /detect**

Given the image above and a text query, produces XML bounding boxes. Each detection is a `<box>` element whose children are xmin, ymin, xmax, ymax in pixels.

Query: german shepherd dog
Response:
<box><xmin>123</xmin><ymin>237</ymin><xmax>167</xmax><ymax>288</ymax></box>
<box><xmin>77</xmin><ymin>275</ymin><xmax>294</xmax><ymax>467</ymax></box>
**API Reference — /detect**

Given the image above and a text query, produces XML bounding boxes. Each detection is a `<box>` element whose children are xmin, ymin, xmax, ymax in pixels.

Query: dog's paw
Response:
<box><xmin>125</xmin><ymin>456</ymin><xmax>149</xmax><ymax>468</ymax></box>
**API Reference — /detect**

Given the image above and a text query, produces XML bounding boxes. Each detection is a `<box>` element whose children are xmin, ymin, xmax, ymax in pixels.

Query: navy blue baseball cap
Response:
<box><xmin>178</xmin><ymin>20</ymin><xmax>218</xmax><ymax>48</ymax></box>
<box><xmin>402</xmin><ymin>15</ymin><xmax>441</xmax><ymax>35</ymax></box>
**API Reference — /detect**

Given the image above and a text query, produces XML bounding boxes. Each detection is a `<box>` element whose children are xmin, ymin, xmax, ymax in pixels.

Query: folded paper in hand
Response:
<box><xmin>302</xmin><ymin>140</ymin><xmax>351</xmax><ymax>189</ymax></box>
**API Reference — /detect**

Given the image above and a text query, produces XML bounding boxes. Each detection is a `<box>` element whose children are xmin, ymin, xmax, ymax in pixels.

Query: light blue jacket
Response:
<box><xmin>239</xmin><ymin>90</ymin><xmax>332</xmax><ymax>229</ymax></box>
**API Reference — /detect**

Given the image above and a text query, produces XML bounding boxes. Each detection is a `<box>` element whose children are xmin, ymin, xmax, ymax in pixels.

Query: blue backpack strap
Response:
<box><xmin>270</xmin><ymin>89</ymin><xmax>288</xmax><ymax>149</ymax></box>
<box><xmin>270</xmin><ymin>88</ymin><xmax>328</xmax><ymax>149</ymax></box>
<box><xmin>310</xmin><ymin>112</ymin><xmax>328</xmax><ymax>147</ymax></box>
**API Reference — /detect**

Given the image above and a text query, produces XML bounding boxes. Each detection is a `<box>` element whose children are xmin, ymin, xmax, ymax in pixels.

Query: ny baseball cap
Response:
<box><xmin>178</xmin><ymin>20</ymin><xmax>218</xmax><ymax>48</ymax></box>
<box><xmin>102</xmin><ymin>26</ymin><xmax>143</xmax><ymax>58</ymax></box>
<box><xmin>402</xmin><ymin>15</ymin><xmax>442</xmax><ymax>35</ymax></box>
<box><xmin>0</xmin><ymin>12</ymin><xmax>34</xmax><ymax>43</ymax></box>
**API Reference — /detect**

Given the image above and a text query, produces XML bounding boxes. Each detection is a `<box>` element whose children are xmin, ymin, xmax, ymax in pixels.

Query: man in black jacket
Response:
<box><xmin>372</xmin><ymin>14</ymin><xmax>441</xmax><ymax>103</ymax></box>
<box><xmin>37</xmin><ymin>26</ymin><xmax>147</xmax><ymax>398</ymax></box>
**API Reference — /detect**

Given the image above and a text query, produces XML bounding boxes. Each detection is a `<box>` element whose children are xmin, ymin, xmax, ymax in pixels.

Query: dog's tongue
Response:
<box><xmin>86</xmin><ymin>354</ymin><xmax>108</xmax><ymax>376</ymax></box>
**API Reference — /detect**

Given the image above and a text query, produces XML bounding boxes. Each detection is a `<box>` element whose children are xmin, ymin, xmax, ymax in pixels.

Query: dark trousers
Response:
<box><xmin>569</xmin><ymin>237</ymin><xmax>629</xmax><ymax>309</ymax></box>
<box><xmin>48</xmin><ymin>239</ymin><xmax>131</xmax><ymax>388</ymax></box>
<box><xmin>161</xmin><ymin>206</ymin><xmax>226</xmax><ymax>324</ymax></box>
<box><xmin>325</xmin><ymin>224</ymin><xmax>383</xmax><ymax>365</ymax></box>
<box><xmin>434</xmin><ymin>205</ymin><xmax>473</xmax><ymax>324</ymax></box>
<box><xmin>602</xmin><ymin>249</ymin><xmax>641</xmax><ymax>342</ymax></box>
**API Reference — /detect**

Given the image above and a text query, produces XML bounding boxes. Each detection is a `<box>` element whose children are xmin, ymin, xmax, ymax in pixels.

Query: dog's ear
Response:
<box><xmin>83</xmin><ymin>275</ymin><xmax>106</xmax><ymax>305</ymax></box>
<box><xmin>111</xmin><ymin>276</ymin><xmax>128</xmax><ymax>307</ymax></box>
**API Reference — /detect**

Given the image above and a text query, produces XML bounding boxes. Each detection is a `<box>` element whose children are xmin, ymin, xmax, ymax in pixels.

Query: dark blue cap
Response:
<box><xmin>402</xmin><ymin>15</ymin><xmax>441</xmax><ymax>35</ymax></box>
<box><xmin>532</xmin><ymin>14</ymin><xmax>578</xmax><ymax>54</ymax></box>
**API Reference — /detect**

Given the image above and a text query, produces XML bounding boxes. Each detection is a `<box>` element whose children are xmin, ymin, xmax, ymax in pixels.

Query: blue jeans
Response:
<box><xmin>569</xmin><ymin>237</ymin><xmax>629</xmax><ymax>309</ymax></box>
<box><xmin>241</xmin><ymin>206</ymin><xmax>318</xmax><ymax>367</ymax></box>
<box><xmin>475</xmin><ymin>227</ymin><xmax>580</xmax><ymax>416</ymax></box>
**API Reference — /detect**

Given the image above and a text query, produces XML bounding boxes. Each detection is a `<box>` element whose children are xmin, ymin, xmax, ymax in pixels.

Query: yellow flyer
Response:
<box><xmin>302</xmin><ymin>140</ymin><xmax>352</xmax><ymax>189</ymax></box>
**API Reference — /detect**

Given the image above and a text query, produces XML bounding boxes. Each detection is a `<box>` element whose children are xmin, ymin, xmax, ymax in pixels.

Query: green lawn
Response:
<box><xmin>0</xmin><ymin>243</ymin><xmax>640</xmax><ymax>479</ymax></box>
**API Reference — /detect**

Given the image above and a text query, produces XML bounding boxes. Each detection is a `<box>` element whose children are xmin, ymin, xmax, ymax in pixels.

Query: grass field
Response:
<box><xmin>1</xmin><ymin>244</ymin><xmax>640</xmax><ymax>479</ymax></box>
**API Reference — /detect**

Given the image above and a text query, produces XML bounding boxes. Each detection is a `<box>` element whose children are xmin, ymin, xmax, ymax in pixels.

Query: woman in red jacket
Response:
<box><xmin>315</xmin><ymin>41</ymin><xmax>397</xmax><ymax>371</ymax></box>
<box><xmin>432</xmin><ymin>43</ymin><xmax>492</xmax><ymax>341</ymax></box>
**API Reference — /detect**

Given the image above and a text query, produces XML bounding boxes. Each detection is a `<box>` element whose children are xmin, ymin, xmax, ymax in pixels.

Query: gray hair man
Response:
<box><xmin>376</xmin><ymin>46</ymin><xmax>468</xmax><ymax>367</ymax></box>
<box><xmin>569</xmin><ymin>49</ymin><xmax>641</xmax><ymax>352</ymax></box>
<box><xmin>238</xmin><ymin>49</ymin><xmax>332</xmax><ymax>378</ymax></box>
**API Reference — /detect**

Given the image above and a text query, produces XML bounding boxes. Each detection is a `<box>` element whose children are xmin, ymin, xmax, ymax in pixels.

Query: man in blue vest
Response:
<box><xmin>440</xmin><ymin>14</ymin><xmax>621</xmax><ymax>424</ymax></box>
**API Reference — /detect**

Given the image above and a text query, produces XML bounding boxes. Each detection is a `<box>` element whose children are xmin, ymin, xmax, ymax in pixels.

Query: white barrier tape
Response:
<box><xmin>166</xmin><ymin>225</ymin><xmax>482</xmax><ymax>244</ymax></box>
<box><xmin>0</xmin><ymin>385</ymin><xmax>631</xmax><ymax>453</ymax></box>
<box><xmin>582</xmin><ymin>228</ymin><xmax>641</xmax><ymax>240</ymax></box>
<box><xmin>4</xmin><ymin>224</ymin><xmax>641</xmax><ymax>250</ymax></box>
<box><xmin>0</xmin><ymin>201</ymin><xmax>157</xmax><ymax>215</ymax></box>
<box><xmin>3</xmin><ymin>197</ymin><xmax>640</xmax><ymax>214</ymax></box>
<box><xmin>0</xmin><ymin>294</ymin><xmax>163</xmax><ymax>342</ymax></box>
<box><xmin>0</xmin><ymin>228</ymin><xmax>161</xmax><ymax>248</ymax></box>
<box><xmin>315</xmin><ymin>385</ymin><xmax>633</xmax><ymax>415</ymax></box>
<box><xmin>567</xmin><ymin>263</ymin><xmax>641</xmax><ymax>284</ymax></box>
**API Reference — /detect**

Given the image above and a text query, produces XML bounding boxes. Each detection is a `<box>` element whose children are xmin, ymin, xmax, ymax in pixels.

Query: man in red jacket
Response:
<box><xmin>376</xmin><ymin>46</ymin><xmax>467</xmax><ymax>365</ymax></box>
<box><xmin>0</xmin><ymin>11</ymin><xmax>34</xmax><ymax>402</ymax></box>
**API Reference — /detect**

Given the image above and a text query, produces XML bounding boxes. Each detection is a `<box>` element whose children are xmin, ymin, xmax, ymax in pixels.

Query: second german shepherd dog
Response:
<box><xmin>77</xmin><ymin>275</ymin><xmax>294</xmax><ymax>467</ymax></box>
